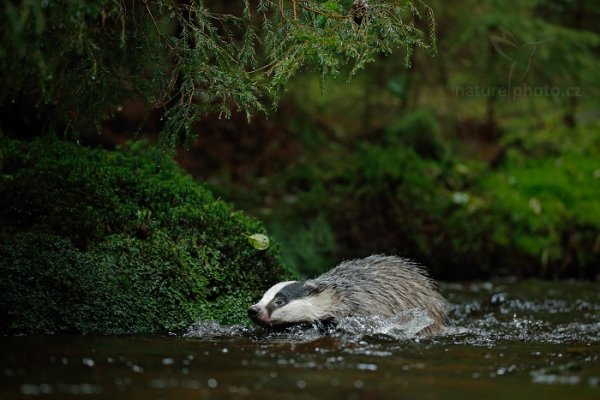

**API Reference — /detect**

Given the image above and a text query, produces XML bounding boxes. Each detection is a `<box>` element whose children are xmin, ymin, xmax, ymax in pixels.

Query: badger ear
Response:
<box><xmin>303</xmin><ymin>282</ymin><xmax>323</xmax><ymax>295</ymax></box>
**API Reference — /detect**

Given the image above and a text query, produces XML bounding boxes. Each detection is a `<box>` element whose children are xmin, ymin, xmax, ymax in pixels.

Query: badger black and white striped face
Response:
<box><xmin>248</xmin><ymin>281</ymin><xmax>335</xmax><ymax>327</ymax></box>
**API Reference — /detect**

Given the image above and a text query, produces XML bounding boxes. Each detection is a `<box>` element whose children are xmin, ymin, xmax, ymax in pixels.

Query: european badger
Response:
<box><xmin>248</xmin><ymin>255</ymin><xmax>447</xmax><ymax>335</ymax></box>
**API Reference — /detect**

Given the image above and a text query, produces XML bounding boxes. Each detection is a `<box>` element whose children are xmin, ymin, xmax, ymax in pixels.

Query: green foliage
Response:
<box><xmin>0</xmin><ymin>0</ymin><xmax>156</xmax><ymax>135</ymax></box>
<box><xmin>153</xmin><ymin>1</ymin><xmax>599</xmax><ymax>280</ymax></box>
<box><xmin>476</xmin><ymin>123</ymin><xmax>600</xmax><ymax>275</ymax></box>
<box><xmin>310</xmin><ymin>142</ymin><xmax>471</xmax><ymax>277</ymax></box>
<box><xmin>0</xmin><ymin>136</ymin><xmax>293</xmax><ymax>334</ymax></box>
<box><xmin>224</xmin><ymin>0</ymin><xmax>598</xmax><ymax>280</ymax></box>
<box><xmin>0</xmin><ymin>0</ymin><xmax>435</xmax><ymax>148</ymax></box>
<box><xmin>428</xmin><ymin>0</ymin><xmax>600</xmax><ymax>124</ymax></box>
<box><xmin>3</xmin><ymin>0</ymin><xmax>598</xmax><ymax>285</ymax></box>
<box><xmin>384</xmin><ymin>108</ymin><xmax>445</xmax><ymax>159</ymax></box>
<box><xmin>266</xmin><ymin>213</ymin><xmax>337</xmax><ymax>279</ymax></box>
<box><xmin>247</xmin><ymin>117</ymin><xmax>599</xmax><ymax>279</ymax></box>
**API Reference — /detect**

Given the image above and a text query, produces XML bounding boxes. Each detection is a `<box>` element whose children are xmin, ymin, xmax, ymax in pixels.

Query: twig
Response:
<box><xmin>142</xmin><ymin>0</ymin><xmax>177</xmax><ymax>51</ymax></box>
<box><xmin>143</xmin><ymin>0</ymin><xmax>162</xmax><ymax>37</ymax></box>
<box><xmin>298</xmin><ymin>1</ymin><xmax>350</xmax><ymax>21</ymax></box>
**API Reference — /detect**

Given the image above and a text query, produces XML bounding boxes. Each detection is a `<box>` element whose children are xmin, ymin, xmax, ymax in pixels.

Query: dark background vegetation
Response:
<box><xmin>0</xmin><ymin>0</ymin><xmax>600</xmax><ymax>324</ymax></box>
<box><xmin>190</xmin><ymin>0</ymin><xmax>600</xmax><ymax>280</ymax></box>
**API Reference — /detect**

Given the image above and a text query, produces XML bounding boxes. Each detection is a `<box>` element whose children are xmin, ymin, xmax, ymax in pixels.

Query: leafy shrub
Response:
<box><xmin>384</xmin><ymin>108</ymin><xmax>445</xmax><ymax>160</ymax></box>
<box><xmin>0</xmin><ymin>136</ymin><xmax>292</xmax><ymax>334</ymax></box>
<box><xmin>478</xmin><ymin>151</ymin><xmax>600</xmax><ymax>277</ymax></box>
<box><xmin>266</xmin><ymin>213</ymin><xmax>337</xmax><ymax>279</ymax></box>
<box><xmin>0</xmin><ymin>0</ymin><xmax>434</xmax><ymax>145</ymax></box>
<box><xmin>263</xmin><ymin>122</ymin><xmax>600</xmax><ymax>279</ymax></box>
<box><xmin>317</xmin><ymin>143</ymin><xmax>491</xmax><ymax>279</ymax></box>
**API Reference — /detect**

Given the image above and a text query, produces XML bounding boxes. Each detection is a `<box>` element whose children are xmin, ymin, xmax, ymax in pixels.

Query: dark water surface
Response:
<box><xmin>2</xmin><ymin>280</ymin><xmax>599</xmax><ymax>399</ymax></box>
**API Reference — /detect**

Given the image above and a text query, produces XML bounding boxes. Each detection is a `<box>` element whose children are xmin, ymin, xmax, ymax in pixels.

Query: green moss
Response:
<box><xmin>0</xmin><ymin>136</ymin><xmax>293</xmax><ymax>334</ymax></box>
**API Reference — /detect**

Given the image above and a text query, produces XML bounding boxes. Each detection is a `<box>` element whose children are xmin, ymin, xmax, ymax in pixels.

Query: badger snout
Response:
<box><xmin>247</xmin><ymin>305</ymin><xmax>260</xmax><ymax>318</ymax></box>
<box><xmin>248</xmin><ymin>304</ymin><xmax>270</xmax><ymax>326</ymax></box>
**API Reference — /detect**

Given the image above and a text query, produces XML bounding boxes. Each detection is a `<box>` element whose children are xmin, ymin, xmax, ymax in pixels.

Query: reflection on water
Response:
<box><xmin>1</xmin><ymin>280</ymin><xmax>599</xmax><ymax>399</ymax></box>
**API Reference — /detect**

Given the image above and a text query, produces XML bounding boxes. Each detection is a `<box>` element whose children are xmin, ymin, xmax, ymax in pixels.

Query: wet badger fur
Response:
<box><xmin>248</xmin><ymin>255</ymin><xmax>447</xmax><ymax>335</ymax></box>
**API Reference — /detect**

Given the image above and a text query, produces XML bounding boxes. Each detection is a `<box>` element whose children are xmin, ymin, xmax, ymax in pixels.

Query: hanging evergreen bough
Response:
<box><xmin>0</xmin><ymin>0</ymin><xmax>435</xmax><ymax>151</ymax></box>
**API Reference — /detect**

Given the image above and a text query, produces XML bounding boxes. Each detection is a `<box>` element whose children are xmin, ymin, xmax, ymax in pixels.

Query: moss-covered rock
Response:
<box><xmin>0</xmin><ymin>136</ymin><xmax>293</xmax><ymax>334</ymax></box>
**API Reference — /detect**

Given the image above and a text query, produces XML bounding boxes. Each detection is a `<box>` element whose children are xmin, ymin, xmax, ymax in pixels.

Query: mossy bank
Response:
<box><xmin>0</xmin><ymin>136</ymin><xmax>293</xmax><ymax>334</ymax></box>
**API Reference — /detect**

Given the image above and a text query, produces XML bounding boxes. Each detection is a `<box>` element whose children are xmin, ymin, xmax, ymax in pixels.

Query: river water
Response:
<box><xmin>1</xmin><ymin>279</ymin><xmax>599</xmax><ymax>399</ymax></box>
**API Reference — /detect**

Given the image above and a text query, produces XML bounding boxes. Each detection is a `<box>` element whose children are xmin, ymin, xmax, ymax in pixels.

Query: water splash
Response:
<box><xmin>184</xmin><ymin>321</ymin><xmax>252</xmax><ymax>338</ymax></box>
<box><xmin>442</xmin><ymin>281</ymin><xmax>600</xmax><ymax>346</ymax></box>
<box><xmin>334</xmin><ymin>309</ymin><xmax>435</xmax><ymax>340</ymax></box>
<box><xmin>185</xmin><ymin>280</ymin><xmax>600</xmax><ymax>346</ymax></box>
<box><xmin>185</xmin><ymin>309</ymin><xmax>436</xmax><ymax>342</ymax></box>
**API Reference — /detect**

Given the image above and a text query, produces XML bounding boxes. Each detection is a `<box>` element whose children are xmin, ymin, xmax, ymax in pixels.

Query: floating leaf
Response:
<box><xmin>248</xmin><ymin>233</ymin><xmax>270</xmax><ymax>250</ymax></box>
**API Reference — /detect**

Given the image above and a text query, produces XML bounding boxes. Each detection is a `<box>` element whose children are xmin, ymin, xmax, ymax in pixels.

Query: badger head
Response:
<box><xmin>248</xmin><ymin>281</ymin><xmax>338</xmax><ymax>327</ymax></box>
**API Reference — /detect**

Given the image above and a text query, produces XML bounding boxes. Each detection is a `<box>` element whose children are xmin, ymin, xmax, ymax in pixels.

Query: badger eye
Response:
<box><xmin>274</xmin><ymin>298</ymin><xmax>286</xmax><ymax>307</ymax></box>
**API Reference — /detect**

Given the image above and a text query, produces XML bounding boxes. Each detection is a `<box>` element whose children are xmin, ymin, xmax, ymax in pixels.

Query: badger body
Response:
<box><xmin>248</xmin><ymin>255</ymin><xmax>447</xmax><ymax>335</ymax></box>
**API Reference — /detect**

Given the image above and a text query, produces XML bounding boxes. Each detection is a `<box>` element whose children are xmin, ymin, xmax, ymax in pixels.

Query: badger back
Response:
<box><xmin>311</xmin><ymin>255</ymin><xmax>447</xmax><ymax>331</ymax></box>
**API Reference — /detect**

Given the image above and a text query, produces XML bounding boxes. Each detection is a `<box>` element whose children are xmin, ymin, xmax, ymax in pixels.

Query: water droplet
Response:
<box><xmin>82</xmin><ymin>358</ymin><xmax>95</xmax><ymax>367</ymax></box>
<box><xmin>207</xmin><ymin>378</ymin><xmax>218</xmax><ymax>388</ymax></box>
<box><xmin>131</xmin><ymin>364</ymin><xmax>143</xmax><ymax>373</ymax></box>
<box><xmin>356</xmin><ymin>363</ymin><xmax>378</xmax><ymax>371</ymax></box>
<box><xmin>21</xmin><ymin>384</ymin><xmax>41</xmax><ymax>395</ymax></box>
